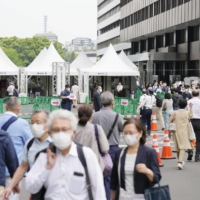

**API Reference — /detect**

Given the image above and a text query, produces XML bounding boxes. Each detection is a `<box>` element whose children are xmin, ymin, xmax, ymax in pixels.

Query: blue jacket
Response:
<box><xmin>0</xmin><ymin>130</ymin><xmax>19</xmax><ymax>186</ymax></box>
<box><xmin>111</xmin><ymin>145</ymin><xmax>161</xmax><ymax>196</ymax></box>
<box><xmin>0</xmin><ymin>113</ymin><xmax>32</xmax><ymax>176</ymax></box>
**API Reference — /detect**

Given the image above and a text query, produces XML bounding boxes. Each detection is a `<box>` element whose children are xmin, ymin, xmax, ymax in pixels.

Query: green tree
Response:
<box><xmin>0</xmin><ymin>37</ymin><xmax>65</xmax><ymax>67</ymax></box>
<box><xmin>64</xmin><ymin>51</ymin><xmax>78</xmax><ymax>63</ymax></box>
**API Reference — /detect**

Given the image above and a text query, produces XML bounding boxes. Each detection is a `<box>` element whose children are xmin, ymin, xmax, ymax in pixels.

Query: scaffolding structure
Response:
<box><xmin>52</xmin><ymin>62</ymin><xmax>70</xmax><ymax>96</ymax></box>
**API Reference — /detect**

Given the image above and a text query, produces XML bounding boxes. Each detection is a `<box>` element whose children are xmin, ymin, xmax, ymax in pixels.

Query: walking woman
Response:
<box><xmin>169</xmin><ymin>99</ymin><xmax>193</xmax><ymax>170</ymax></box>
<box><xmin>110</xmin><ymin>118</ymin><xmax>161</xmax><ymax>200</ymax></box>
<box><xmin>74</xmin><ymin>105</ymin><xmax>109</xmax><ymax>172</ymax></box>
<box><xmin>162</xmin><ymin>93</ymin><xmax>173</xmax><ymax>130</ymax></box>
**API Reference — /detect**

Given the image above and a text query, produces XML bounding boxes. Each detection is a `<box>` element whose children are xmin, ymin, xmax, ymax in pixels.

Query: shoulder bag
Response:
<box><xmin>188</xmin><ymin>119</ymin><xmax>196</xmax><ymax>141</ymax></box>
<box><xmin>168</xmin><ymin>113</ymin><xmax>176</xmax><ymax>133</ymax></box>
<box><xmin>94</xmin><ymin>124</ymin><xmax>113</xmax><ymax>176</ymax></box>
<box><xmin>107</xmin><ymin>114</ymin><xmax>119</xmax><ymax>140</ymax></box>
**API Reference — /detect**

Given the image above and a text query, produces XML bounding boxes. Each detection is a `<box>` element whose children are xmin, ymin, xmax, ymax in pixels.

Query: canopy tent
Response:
<box><xmin>80</xmin><ymin>44</ymin><xmax>140</xmax><ymax>76</ymax></box>
<box><xmin>0</xmin><ymin>47</ymin><xmax>19</xmax><ymax>75</ymax></box>
<box><xmin>27</xmin><ymin>47</ymin><xmax>47</xmax><ymax>68</ymax></box>
<box><xmin>70</xmin><ymin>51</ymin><xmax>94</xmax><ymax>75</ymax></box>
<box><xmin>25</xmin><ymin>43</ymin><xmax>66</xmax><ymax>75</ymax></box>
<box><xmin>119</xmin><ymin>50</ymin><xmax>138</xmax><ymax>71</ymax></box>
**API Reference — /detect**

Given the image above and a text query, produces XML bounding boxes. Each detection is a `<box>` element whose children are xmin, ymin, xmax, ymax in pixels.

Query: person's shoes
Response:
<box><xmin>187</xmin><ymin>151</ymin><xmax>193</xmax><ymax>161</ymax></box>
<box><xmin>178</xmin><ymin>162</ymin><xmax>183</xmax><ymax>170</ymax></box>
<box><xmin>195</xmin><ymin>155</ymin><xmax>200</xmax><ymax>162</ymax></box>
<box><xmin>161</xmin><ymin>128</ymin><xmax>165</xmax><ymax>131</ymax></box>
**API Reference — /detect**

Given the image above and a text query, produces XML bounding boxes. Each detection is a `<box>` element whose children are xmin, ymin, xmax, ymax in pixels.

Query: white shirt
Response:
<box><xmin>187</xmin><ymin>97</ymin><xmax>200</xmax><ymax>119</ymax></box>
<box><xmin>120</xmin><ymin>154</ymin><xmax>145</xmax><ymax>200</ymax></box>
<box><xmin>72</xmin><ymin>85</ymin><xmax>79</xmax><ymax>95</ymax></box>
<box><xmin>117</xmin><ymin>85</ymin><xmax>123</xmax><ymax>91</ymax></box>
<box><xmin>7</xmin><ymin>85</ymin><xmax>15</xmax><ymax>95</ymax></box>
<box><xmin>26</xmin><ymin>142</ymin><xmax>106</xmax><ymax>200</ymax></box>
<box><xmin>138</xmin><ymin>94</ymin><xmax>155</xmax><ymax>109</ymax></box>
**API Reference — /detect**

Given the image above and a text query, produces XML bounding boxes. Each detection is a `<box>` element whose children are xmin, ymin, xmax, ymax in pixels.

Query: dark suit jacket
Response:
<box><xmin>93</xmin><ymin>91</ymin><xmax>102</xmax><ymax>112</ymax></box>
<box><xmin>111</xmin><ymin>145</ymin><xmax>161</xmax><ymax>196</ymax></box>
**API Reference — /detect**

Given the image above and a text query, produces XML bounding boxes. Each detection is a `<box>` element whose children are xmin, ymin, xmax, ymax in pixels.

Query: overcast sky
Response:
<box><xmin>0</xmin><ymin>0</ymin><xmax>97</xmax><ymax>44</ymax></box>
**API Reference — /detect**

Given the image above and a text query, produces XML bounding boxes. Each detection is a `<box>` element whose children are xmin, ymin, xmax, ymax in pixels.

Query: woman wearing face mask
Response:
<box><xmin>110</xmin><ymin>118</ymin><xmax>161</xmax><ymax>200</ymax></box>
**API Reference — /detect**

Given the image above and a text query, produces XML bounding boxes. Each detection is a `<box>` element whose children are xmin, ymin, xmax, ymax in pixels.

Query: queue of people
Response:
<box><xmin>0</xmin><ymin>93</ymin><xmax>162</xmax><ymax>200</ymax></box>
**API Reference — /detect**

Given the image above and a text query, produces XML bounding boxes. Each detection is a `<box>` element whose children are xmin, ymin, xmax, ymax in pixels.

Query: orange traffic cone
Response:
<box><xmin>161</xmin><ymin>130</ymin><xmax>176</xmax><ymax>159</ymax></box>
<box><xmin>152</xmin><ymin>134</ymin><xmax>164</xmax><ymax>167</ymax></box>
<box><xmin>151</xmin><ymin>112</ymin><xmax>158</xmax><ymax>131</ymax></box>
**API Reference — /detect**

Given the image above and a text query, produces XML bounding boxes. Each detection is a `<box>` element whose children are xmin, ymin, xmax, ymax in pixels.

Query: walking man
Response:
<box><xmin>60</xmin><ymin>84</ymin><xmax>72</xmax><ymax>111</ymax></box>
<box><xmin>6</xmin><ymin>83</ymin><xmax>15</xmax><ymax>97</ymax></box>
<box><xmin>93</xmin><ymin>86</ymin><xmax>102</xmax><ymax>112</ymax></box>
<box><xmin>92</xmin><ymin>91</ymin><xmax>123</xmax><ymax>200</ymax></box>
<box><xmin>71</xmin><ymin>82</ymin><xmax>79</xmax><ymax>108</ymax></box>
<box><xmin>187</xmin><ymin>90</ymin><xmax>200</xmax><ymax>162</ymax></box>
<box><xmin>172</xmin><ymin>88</ymin><xmax>183</xmax><ymax>110</ymax></box>
<box><xmin>0</xmin><ymin>97</ymin><xmax>32</xmax><ymax>200</ymax></box>
<box><xmin>3</xmin><ymin>110</ymin><xmax>51</xmax><ymax>200</ymax></box>
<box><xmin>137</xmin><ymin>89</ymin><xmax>155</xmax><ymax>135</ymax></box>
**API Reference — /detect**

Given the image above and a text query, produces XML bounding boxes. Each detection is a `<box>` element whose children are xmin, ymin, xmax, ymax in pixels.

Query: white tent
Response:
<box><xmin>25</xmin><ymin>43</ymin><xmax>65</xmax><ymax>75</ymax></box>
<box><xmin>119</xmin><ymin>50</ymin><xmax>138</xmax><ymax>71</ymax></box>
<box><xmin>81</xmin><ymin>44</ymin><xmax>140</xmax><ymax>76</ymax></box>
<box><xmin>0</xmin><ymin>47</ymin><xmax>19</xmax><ymax>75</ymax></box>
<box><xmin>27</xmin><ymin>47</ymin><xmax>47</xmax><ymax>68</ymax></box>
<box><xmin>70</xmin><ymin>51</ymin><xmax>94</xmax><ymax>75</ymax></box>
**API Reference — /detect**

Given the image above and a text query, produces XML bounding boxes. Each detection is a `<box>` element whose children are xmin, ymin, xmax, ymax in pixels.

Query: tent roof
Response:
<box><xmin>119</xmin><ymin>50</ymin><xmax>138</xmax><ymax>71</ymax></box>
<box><xmin>26</xmin><ymin>43</ymin><xmax>65</xmax><ymax>75</ymax></box>
<box><xmin>81</xmin><ymin>44</ymin><xmax>140</xmax><ymax>76</ymax></box>
<box><xmin>0</xmin><ymin>48</ymin><xmax>19</xmax><ymax>75</ymax></box>
<box><xmin>28</xmin><ymin>47</ymin><xmax>47</xmax><ymax>68</ymax></box>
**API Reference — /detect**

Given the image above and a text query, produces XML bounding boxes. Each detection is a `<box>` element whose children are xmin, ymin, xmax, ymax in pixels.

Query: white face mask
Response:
<box><xmin>123</xmin><ymin>133</ymin><xmax>139</xmax><ymax>146</ymax></box>
<box><xmin>99</xmin><ymin>89</ymin><xmax>102</xmax><ymax>93</ymax></box>
<box><xmin>51</xmin><ymin>132</ymin><xmax>72</xmax><ymax>150</ymax></box>
<box><xmin>31</xmin><ymin>124</ymin><xmax>46</xmax><ymax>138</ymax></box>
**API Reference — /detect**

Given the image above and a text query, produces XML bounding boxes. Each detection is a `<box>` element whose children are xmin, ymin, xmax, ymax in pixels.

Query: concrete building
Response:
<box><xmin>34</xmin><ymin>32</ymin><xmax>58</xmax><ymax>41</ymax></box>
<box><xmin>120</xmin><ymin>0</ymin><xmax>200</xmax><ymax>85</ymax></box>
<box><xmin>97</xmin><ymin>0</ymin><xmax>131</xmax><ymax>56</ymax></box>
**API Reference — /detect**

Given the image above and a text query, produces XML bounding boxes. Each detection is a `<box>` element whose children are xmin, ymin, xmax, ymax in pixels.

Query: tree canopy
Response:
<box><xmin>0</xmin><ymin>37</ymin><xmax>76</xmax><ymax>67</ymax></box>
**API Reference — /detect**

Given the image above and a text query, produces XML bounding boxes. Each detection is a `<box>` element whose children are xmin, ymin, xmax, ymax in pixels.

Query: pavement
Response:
<box><xmin>9</xmin><ymin>105</ymin><xmax>200</xmax><ymax>199</ymax></box>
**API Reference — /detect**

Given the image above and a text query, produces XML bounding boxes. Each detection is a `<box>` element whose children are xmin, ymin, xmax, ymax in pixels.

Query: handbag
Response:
<box><xmin>168</xmin><ymin>113</ymin><xmax>176</xmax><ymax>133</ymax></box>
<box><xmin>94</xmin><ymin>124</ymin><xmax>113</xmax><ymax>176</ymax></box>
<box><xmin>188</xmin><ymin>119</ymin><xmax>196</xmax><ymax>141</ymax></box>
<box><xmin>144</xmin><ymin>183</ymin><xmax>171</xmax><ymax>200</ymax></box>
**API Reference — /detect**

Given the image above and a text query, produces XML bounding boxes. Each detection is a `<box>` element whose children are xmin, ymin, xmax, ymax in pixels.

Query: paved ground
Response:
<box><xmin>10</xmin><ymin>105</ymin><xmax>200</xmax><ymax>199</ymax></box>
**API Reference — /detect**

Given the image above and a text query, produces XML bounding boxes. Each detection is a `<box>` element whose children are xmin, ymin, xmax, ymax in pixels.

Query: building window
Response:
<box><xmin>178</xmin><ymin>0</ymin><xmax>183</xmax><ymax>5</ymax></box>
<box><xmin>131</xmin><ymin>14</ymin><xmax>134</xmax><ymax>26</ymax></box>
<box><xmin>161</xmin><ymin>0</ymin><xmax>166</xmax><ymax>13</ymax></box>
<box><xmin>166</xmin><ymin>32</ymin><xmax>174</xmax><ymax>46</ymax></box>
<box><xmin>141</xmin><ymin>40</ymin><xmax>146</xmax><ymax>52</ymax></box>
<box><xmin>98</xmin><ymin>0</ymin><xmax>114</xmax><ymax>11</ymax></box>
<box><xmin>154</xmin><ymin>1</ymin><xmax>160</xmax><ymax>16</ymax></box>
<box><xmin>177</xmin><ymin>29</ymin><xmax>186</xmax><ymax>44</ymax></box>
<box><xmin>134</xmin><ymin>12</ymin><xmax>138</xmax><ymax>24</ymax></box>
<box><xmin>97</xmin><ymin>37</ymin><xmax>120</xmax><ymax>50</ymax></box>
<box><xmin>166</xmin><ymin>0</ymin><xmax>171</xmax><ymax>10</ymax></box>
<box><xmin>133</xmin><ymin>42</ymin><xmax>139</xmax><ymax>53</ymax></box>
<box><xmin>184</xmin><ymin>0</ymin><xmax>190</xmax><ymax>3</ymax></box>
<box><xmin>150</xmin><ymin>4</ymin><xmax>154</xmax><ymax>18</ymax></box>
<box><xmin>172</xmin><ymin>0</ymin><xmax>177</xmax><ymax>8</ymax></box>
<box><xmin>100</xmin><ymin>20</ymin><xmax>120</xmax><ymax>34</ymax></box>
<box><xmin>157</xmin><ymin>35</ymin><xmax>164</xmax><ymax>48</ymax></box>
<box><xmin>148</xmin><ymin>38</ymin><xmax>155</xmax><ymax>50</ymax></box>
<box><xmin>191</xmin><ymin>25</ymin><xmax>200</xmax><ymax>42</ymax></box>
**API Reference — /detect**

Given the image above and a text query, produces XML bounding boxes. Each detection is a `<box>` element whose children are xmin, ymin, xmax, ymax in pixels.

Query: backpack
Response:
<box><xmin>154</xmin><ymin>95</ymin><xmax>163</xmax><ymax>107</ymax></box>
<box><xmin>31</xmin><ymin>144</ymin><xmax>93</xmax><ymax>200</ymax></box>
<box><xmin>13</xmin><ymin>89</ymin><xmax>19</xmax><ymax>97</ymax></box>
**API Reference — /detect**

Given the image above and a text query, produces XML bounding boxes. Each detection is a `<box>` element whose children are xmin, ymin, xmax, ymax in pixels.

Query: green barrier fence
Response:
<box><xmin>33</xmin><ymin>96</ymin><xmax>61</xmax><ymax>112</ymax></box>
<box><xmin>113</xmin><ymin>97</ymin><xmax>138</xmax><ymax>115</ymax></box>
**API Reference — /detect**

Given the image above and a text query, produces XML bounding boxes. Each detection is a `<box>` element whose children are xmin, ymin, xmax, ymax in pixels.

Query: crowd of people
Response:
<box><xmin>0</xmin><ymin>92</ymin><xmax>162</xmax><ymax>200</ymax></box>
<box><xmin>137</xmin><ymin>80</ymin><xmax>200</xmax><ymax>169</ymax></box>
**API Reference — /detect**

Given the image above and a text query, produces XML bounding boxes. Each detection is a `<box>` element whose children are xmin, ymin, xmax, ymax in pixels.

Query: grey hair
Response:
<box><xmin>5</xmin><ymin>97</ymin><xmax>20</xmax><ymax>110</ymax></box>
<box><xmin>32</xmin><ymin>110</ymin><xmax>50</xmax><ymax>122</ymax></box>
<box><xmin>100</xmin><ymin>91</ymin><xmax>114</xmax><ymax>107</ymax></box>
<box><xmin>47</xmin><ymin>109</ymin><xmax>77</xmax><ymax>131</ymax></box>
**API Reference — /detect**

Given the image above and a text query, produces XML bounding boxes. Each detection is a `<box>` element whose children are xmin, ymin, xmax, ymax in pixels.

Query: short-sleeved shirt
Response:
<box><xmin>60</xmin><ymin>90</ymin><xmax>72</xmax><ymax>103</ymax></box>
<box><xmin>22</xmin><ymin>136</ymin><xmax>52</xmax><ymax>168</ymax></box>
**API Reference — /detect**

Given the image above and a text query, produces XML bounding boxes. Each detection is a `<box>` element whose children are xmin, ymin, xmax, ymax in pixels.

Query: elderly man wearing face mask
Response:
<box><xmin>3</xmin><ymin>110</ymin><xmax>51</xmax><ymax>200</ymax></box>
<box><xmin>60</xmin><ymin>84</ymin><xmax>72</xmax><ymax>111</ymax></box>
<box><xmin>25</xmin><ymin>109</ymin><xmax>106</xmax><ymax>200</ymax></box>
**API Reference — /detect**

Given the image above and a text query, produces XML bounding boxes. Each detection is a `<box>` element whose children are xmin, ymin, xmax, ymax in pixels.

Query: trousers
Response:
<box><xmin>191</xmin><ymin>119</ymin><xmax>200</xmax><ymax>155</ymax></box>
<box><xmin>177</xmin><ymin>149</ymin><xmax>185</xmax><ymax>163</ymax></box>
<box><xmin>104</xmin><ymin>145</ymin><xmax>120</xmax><ymax>200</ymax></box>
<box><xmin>152</xmin><ymin>107</ymin><xmax>165</xmax><ymax>129</ymax></box>
<box><xmin>141</xmin><ymin>109</ymin><xmax>152</xmax><ymax>131</ymax></box>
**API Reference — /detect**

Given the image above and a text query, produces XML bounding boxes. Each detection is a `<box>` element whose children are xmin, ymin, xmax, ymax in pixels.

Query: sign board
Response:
<box><xmin>121</xmin><ymin>99</ymin><xmax>129</xmax><ymax>106</ymax></box>
<box><xmin>51</xmin><ymin>99</ymin><xmax>61</xmax><ymax>106</ymax></box>
<box><xmin>69</xmin><ymin>93</ymin><xmax>76</xmax><ymax>100</ymax></box>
